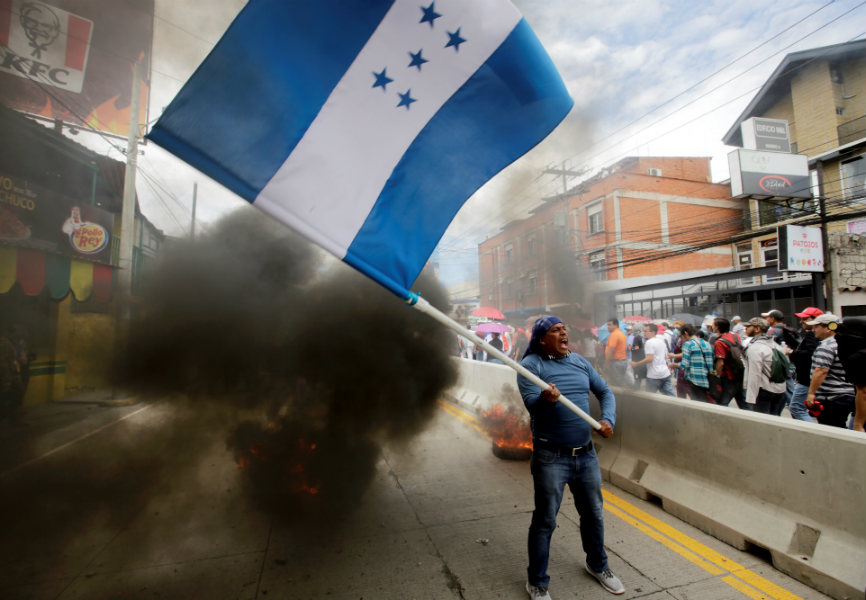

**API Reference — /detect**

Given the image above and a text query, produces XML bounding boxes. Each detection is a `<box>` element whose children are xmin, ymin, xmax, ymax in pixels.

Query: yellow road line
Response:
<box><xmin>604</xmin><ymin>503</ymin><xmax>725</xmax><ymax>575</ymax></box>
<box><xmin>602</xmin><ymin>491</ymin><xmax>803</xmax><ymax>600</ymax></box>
<box><xmin>437</xmin><ymin>398</ymin><xmax>804</xmax><ymax>600</ymax></box>
<box><xmin>437</xmin><ymin>399</ymin><xmax>486</xmax><ymax>435</ymax></box>
<box><xmin>722</xmin><ymin>575</ymin><xmax>775</xmax><ymax>600</ymax></box>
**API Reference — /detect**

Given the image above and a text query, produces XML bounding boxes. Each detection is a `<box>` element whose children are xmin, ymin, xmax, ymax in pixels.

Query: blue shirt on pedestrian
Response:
<box><xmin>517</xmin><ymin>352</ymin><xmax>615</xmax><ymax>447</ymax></box>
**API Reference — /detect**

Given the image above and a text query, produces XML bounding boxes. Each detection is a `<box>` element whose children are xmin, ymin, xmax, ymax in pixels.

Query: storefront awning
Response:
<box><xmin>0</xmin><ymin>247</ymin><xmax>112</xmax><ymax>302</ymax></box>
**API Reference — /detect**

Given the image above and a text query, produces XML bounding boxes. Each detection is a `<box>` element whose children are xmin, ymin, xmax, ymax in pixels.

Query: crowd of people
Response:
<box><xmin>599</xmin><ymin>309</ymin><xmax>864</xmax><ymax>431</ymax></box>
<box><xmin>458</xmin><ymin>308</ymin><xmax>866</xmax><ymax>433</ymax></box>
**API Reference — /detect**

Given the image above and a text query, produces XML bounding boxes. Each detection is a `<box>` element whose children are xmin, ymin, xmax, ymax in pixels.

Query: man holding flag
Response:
<box><xmin>517</xmin><ymin>316</ymin><xmax>624</xmax><ymax>598</ymax></box>
<box><xmin>148</xmin><ymin>2</ymin><xmax>603</xmax><ymax>595</ymax></box>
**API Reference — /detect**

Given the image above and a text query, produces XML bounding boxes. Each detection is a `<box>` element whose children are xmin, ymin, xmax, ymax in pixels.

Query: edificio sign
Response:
<box><xmin>741</xmin><ymin>117</ymin><xmax>791</xmax><ymax>153</ymax></box>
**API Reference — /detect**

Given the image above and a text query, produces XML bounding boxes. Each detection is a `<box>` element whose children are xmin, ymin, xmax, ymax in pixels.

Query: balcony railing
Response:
<box><xmin>838</xmin><ymin>115</ymin><xmax>866</xmax><ymax>146</ymax></box>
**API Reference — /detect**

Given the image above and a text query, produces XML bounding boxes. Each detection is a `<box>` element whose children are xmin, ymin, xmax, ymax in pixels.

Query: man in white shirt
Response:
<box><xmin>743</xmin><ymin>318</ymin><xmax>787</xmax><ymax>413</ymax></box>
<box><xmin>631</xmin><ymin>323</ymin><xmax>674</xmax><ymax>396</ymax></box>
<box><xmin>732</xmin><ymin>316</ymin><xmax>746</xmax><ymax>337</ymax></box>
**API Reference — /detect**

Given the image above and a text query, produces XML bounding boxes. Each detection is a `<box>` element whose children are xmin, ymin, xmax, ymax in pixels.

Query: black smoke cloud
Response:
<box><xmin>113</xmin><ymin>206</ymin><xmax>458</xmax><ymax>521</ymax></box>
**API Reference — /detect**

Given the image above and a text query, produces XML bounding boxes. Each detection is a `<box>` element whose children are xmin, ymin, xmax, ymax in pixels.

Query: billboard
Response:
<box><xmin>728</xmin><ymin>149</ymin><xmax>811</xmax><ymax>199</ymax></box>
<box><xmin>740</xmin><ymin>117</ymin><xmax>791</xmax><ymax>153</ymax></box>
<box><xmin>0</xmin><ymin>0</ymin><xmax>153</xmax><ymax>137</ymax></box>
<box><xmin>777</xmin><ymin>224</ymin><xmax>824</xmax><ymax>273</ymax></box>
<box><xmin>0</xmin><ymin>171</ymin><xmax>114</xmax><ymax>264</ymax></box>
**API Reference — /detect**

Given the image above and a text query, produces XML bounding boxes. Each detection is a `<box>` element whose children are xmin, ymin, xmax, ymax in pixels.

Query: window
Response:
<box><xmin>504</xmin><ymin>243</ymin><xmax>513</xmax><ymax>265</ymax></box>
<box><xmin>736</xmin><ymin>243</ymin><xmax>755</xmax><ymax>285</ymax></box>
<box><xmin>589</xmin><ymin>251</ymin><xmax>606</xmax><ymax>281</ymax></box>
<box><xmin>527</xmin><ymin>274</ymin><xmax>537</xmax><ymax>294</ymax></box>
<box><xmin>841</xmin><ymin>155</ymin><xmax>866</xmax><ymax>203</ymax></box>
<box><xmin>527</xmin><ymin>236</ymin><xmax>537</xmax><ymax>258</ymax></box>
<box><xmin>587</xmin><ymin>202</ymin><xmax>603</xmax><ymax>234</ymax></box>
<box><xmin>761</xmin><ymin>238</ymin><xmax>782</xmax><ymax>283</ymax></box>
<box><xmin>757</xmin><ymin>198</ymin><xmax>814</xmax><ymax>227</ymax></box>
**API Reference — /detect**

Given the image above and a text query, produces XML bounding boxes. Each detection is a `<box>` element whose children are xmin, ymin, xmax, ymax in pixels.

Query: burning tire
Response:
<box><xmin>491</xmin><ymin>442</ymin><xmax>532</xmax><ymax>461</ymax></box>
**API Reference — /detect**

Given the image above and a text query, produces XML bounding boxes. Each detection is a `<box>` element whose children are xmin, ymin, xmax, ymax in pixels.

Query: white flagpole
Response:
<box><xmin>412</xmin><ymin>297</ymin><xmax>601</xmax><ymax>430</ymax></box>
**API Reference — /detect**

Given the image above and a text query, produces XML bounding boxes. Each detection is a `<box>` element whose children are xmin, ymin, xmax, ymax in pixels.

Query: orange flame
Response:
<box><xmin>480</xmin><ymin>404</ymin><xmax>532</xmax><ymax>450</ymax></box>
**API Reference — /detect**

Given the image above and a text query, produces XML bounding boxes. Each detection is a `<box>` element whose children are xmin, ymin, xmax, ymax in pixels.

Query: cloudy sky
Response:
<box><xmin>91</xmin><ymin>0</ymin><xmax>865</xmax><ymax>285</ymax></box>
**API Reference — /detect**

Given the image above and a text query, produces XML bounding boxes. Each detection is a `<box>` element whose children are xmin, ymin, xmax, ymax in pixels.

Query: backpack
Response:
<box><xmin>768</xmin><ymin>347</ymin><xmax>791</xmax><ymax>383</ymax></box>
<box><xmin>718</xmin><ymin>335</ymin><xmax>746</xmax><ymax>382</ymax></box>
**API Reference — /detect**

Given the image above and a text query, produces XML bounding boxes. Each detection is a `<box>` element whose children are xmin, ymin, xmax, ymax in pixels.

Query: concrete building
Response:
<box><xmin>723</xmin><ymin>39</ymin><xmax>866</xmax><ymax>318</ymax></box>
<box><xmin>478</xmin><ymin>156</ymin><xmax>743</xmax><ymax>323</ymax></box>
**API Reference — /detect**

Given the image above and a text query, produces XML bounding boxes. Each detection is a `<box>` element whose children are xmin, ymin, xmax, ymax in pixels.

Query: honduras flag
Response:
<box><xmin>148</xmin><ymin>0</ymin><xmax>573</xmax><ymax>300</ymax></box>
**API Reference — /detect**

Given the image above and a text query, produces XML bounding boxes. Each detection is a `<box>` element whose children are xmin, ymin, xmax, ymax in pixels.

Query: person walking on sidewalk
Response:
<box><xmin>743</xmin><ymin>318</ymin><xmax>787</xmax><ymax>414</ymax></box>
<box><xmin>669</xmin><ymin>324</ymin><xmax>714</xmax><ymax>401</ymax></box>
<box><xmin>712</xmin><ymin>318</ymin><xmax>750</xmax><ymax>410</ymax></box>
<box><xmin>603</xmin><ymin>319</ymin><xmax>627</xmax><ymax>386</ymax></box>
<box><xmin>517</xmin><ymin>316</ymin><xmax>625</xmax><ymax>599</ymax></box>
<box><xmin>806</xmin><ymin>314</ymin><xmax>856</xmax><ymax>428</ymax></box>
<box><xmin>632</xmin><ymin>323</ymin><xmax>675</xmax><ymax>396</ymax></box>
<box><xmin>789</xmin><ymin>307</ymin><xmax>824</xmax><ymax>422</ymax></box>
<box><xmin>0</xmin><ymin>325</ymin><xmax>24</xmax><ymax>424</ymax></box>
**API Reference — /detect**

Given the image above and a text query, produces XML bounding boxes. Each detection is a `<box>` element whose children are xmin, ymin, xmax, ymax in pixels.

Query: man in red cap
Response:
<box><xmin>789</xmin><ymin>307</ymin><xmax>824</xmax><ymax>422</ymax></box>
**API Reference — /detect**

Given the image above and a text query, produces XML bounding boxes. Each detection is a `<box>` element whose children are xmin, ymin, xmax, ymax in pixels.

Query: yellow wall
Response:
<box><xmin>54</xmin><ymin>296</ymin><xmax>118</xmax><ymax>395</ymax></box>
<box><xmin>791</xmin><ymin>60</ymin><xmax>838</xmax><ymax>156</ymax></box>
<box><xmin>24</xmin><ymin>295</ymin><xmax>118</xmax><ymax>405</ymax></box>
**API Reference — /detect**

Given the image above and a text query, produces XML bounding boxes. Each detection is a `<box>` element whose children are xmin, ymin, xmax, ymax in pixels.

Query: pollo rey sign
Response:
<box><xmin>0</xmin><ymin>172</ymin><xmax>113</xmax><ymax>263</ymax></box>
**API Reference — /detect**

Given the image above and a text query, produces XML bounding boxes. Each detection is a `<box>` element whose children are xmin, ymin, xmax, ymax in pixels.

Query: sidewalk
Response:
<box><xmin>0</xmin><ymin>389</ymin><xmax>147</xmax><ymax>476</ymax></box>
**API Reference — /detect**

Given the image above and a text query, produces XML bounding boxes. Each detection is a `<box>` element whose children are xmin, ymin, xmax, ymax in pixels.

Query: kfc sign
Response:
<box><xmin>0</xmin><ymin>0</ymin><xmax>93</xmax><ymax>93</ymax></box>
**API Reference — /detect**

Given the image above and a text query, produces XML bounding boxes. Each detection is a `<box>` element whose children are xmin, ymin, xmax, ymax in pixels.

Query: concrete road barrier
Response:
<box><xmin>446</xmin><ymin>358</ymin><xmax>866</xmax><ymax>600</ymax></box>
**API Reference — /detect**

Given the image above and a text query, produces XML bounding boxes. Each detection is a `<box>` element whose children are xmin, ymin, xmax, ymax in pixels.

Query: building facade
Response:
<box><xmin>0</xmin><ymin>106</ymin><xmax>163</xmax><ymax>404</ymax></box>
<box><xmin>723</xmin><ymin>40</ymin><xmax>866</xmax><ymax>318</ymax></box>
<box><xmin>478</xmin><ymin>157</ymin><xmax>743</xmax><ymax>323</ymax></box>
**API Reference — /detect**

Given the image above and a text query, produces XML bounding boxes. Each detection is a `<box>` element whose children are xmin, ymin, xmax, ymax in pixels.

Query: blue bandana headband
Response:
<box><xmin>523</xmin><ymin>315</ymin><xmax>563</xmax><ymax>359</ymax></box>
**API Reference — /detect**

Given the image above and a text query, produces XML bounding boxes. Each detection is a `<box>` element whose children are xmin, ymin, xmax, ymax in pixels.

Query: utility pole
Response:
<box><xmin>191</xmin><ymin>182</ymin><xmax>198</xmax><ymax>240</ymax></box>
<box><xmin>815</xmin><ymin>163</ymin><xmax>829</xmax><ymax>312</ymax></box>
<box><xmin>118</xmin><ymin>59</ymin><xmax>143</xmax><ymax>322</ymax></box>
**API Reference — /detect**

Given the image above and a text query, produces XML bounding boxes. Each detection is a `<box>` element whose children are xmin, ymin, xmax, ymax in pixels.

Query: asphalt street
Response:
<box><xmin>0</xmin><ymin>395</ymin><xmax>834</xmax><ymax>600</ymax></box>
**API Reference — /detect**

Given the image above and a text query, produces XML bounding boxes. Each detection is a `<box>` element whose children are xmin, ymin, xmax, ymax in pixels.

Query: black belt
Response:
<box><xmin>533</xmin><ymin>439</ymin><xmax>593</xmax><ymax>456</ymax></box>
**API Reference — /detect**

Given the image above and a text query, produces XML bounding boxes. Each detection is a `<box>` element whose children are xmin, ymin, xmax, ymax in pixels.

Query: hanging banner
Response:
<box><xmin>0</xmin><ymin>171</ymin><xmax>113</xmax><ymax>263</ymax></box>
<box><xmin>777</xmin><ymin>224</ymin><xmax>824</xmax><ymax>272</ymax></box>
<box><xmin>0</xmin><ymin>0</ymin><xmax>153</xmax><ymax>137</ymax></box>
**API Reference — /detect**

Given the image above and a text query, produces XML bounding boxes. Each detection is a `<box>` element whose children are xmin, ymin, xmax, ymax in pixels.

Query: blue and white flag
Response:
<box><xmin>149</xmin><ymin>0</ymin><xmax>573</xmax><ymax>300</ymax></box>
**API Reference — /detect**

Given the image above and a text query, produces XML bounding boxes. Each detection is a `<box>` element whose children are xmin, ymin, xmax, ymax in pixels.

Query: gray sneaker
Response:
<box><xmin>585</xmin><ymin>562</ymin><xmax>625</xmax><ymax>594</ymax></box>
<box><xmin>525</xmin><ymin>581</ymin><xmax>552</xmax><ymax>600</ymax></box>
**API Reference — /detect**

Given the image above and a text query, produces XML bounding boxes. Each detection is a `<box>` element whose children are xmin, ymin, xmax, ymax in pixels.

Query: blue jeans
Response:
<box><xmin>528</xmin><ymin>446</ymin><xmax>607</xmax><ymax>588</ymax></box>
<box><xmin>608</xmin><ymin>360</ymin><xmax>627</xmax><ymax>386</ymax></box>
<box><xmin>774</xmin><ymin>377</ymin><xmax>795</xmax><ymax>416</ymax></box>
<box><xmin>646</xmin><ymin>376</ymin><xmax>675</xmax><ymax>396</ymax></box>
<box><xmin>754</xmin><ymin>388</ymin><xmax>785</xmax><ymax>414</ymax></box>
<box><xmin>720</xmin><ymin>379</ymin><xmax>752</xmax><ymax>410</ymax></box>
<box><xmin>789</xmin><ymin>383</ymin><xmax>814</xmax><ymax>422</ymax></box>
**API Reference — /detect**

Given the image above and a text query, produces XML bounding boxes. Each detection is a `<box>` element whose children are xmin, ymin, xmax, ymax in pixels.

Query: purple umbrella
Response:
<box><xmin>476</xmin><ymin>322</ymin><xmax>511</xmax><ymax>334</ymax></box>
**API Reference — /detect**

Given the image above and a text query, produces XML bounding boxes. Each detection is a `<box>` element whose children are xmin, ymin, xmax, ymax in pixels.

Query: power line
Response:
<box><xmin>442</xmin><ymin>11</ymin><xmax>866</xmax><ymax>252</ymax></box>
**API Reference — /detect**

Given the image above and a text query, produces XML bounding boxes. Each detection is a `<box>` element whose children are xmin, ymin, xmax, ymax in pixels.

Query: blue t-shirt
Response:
<box><xmin>517</xmin><ymin>352</ymin><xmax>616</xmax><ymax>447</ymax></box>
